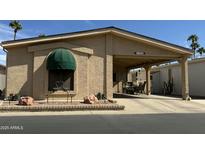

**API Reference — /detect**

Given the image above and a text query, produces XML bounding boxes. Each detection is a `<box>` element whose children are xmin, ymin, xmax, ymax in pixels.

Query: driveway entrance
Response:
<box><xmin>115</xmin><ymin>94</ymin><xmax>205</xmax><ymax>114</ymax></box>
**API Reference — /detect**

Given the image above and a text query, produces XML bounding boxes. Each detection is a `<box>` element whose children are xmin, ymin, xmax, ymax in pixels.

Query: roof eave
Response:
<box><xmin>1</xmin><ymin>27</ymin><xmax>193</xmax><ymax>55</ymax></box>
<box><xmin>110</xmin><ymin>29</ymin><xmax>193</xmax><ymax>55</ymax></box>
<box><xmin>1</xmin><ymin>29</ymin><xmax>112</xmax><ymax>48</ymax></box>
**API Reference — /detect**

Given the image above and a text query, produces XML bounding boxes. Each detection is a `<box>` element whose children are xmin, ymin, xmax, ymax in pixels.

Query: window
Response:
<box><xmin>113</xmin><ymin>73</ymin><xmax>117</xmax><ymax>82</ymax></box>
<box><xmin>136</xmin><ymin>72</ymin><xmax>138</xmax><ymax>77</ymax></box>
<box><xmin>48</xmin><ymin>70</ymin><xmax>74</xmax><ymax>91</ymax></box>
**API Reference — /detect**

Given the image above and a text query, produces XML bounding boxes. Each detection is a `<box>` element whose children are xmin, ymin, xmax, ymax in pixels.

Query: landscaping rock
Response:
<box><xmin>83</xmin><ymin>94</ymin><xmax>99</xmax><ymax>104</ymax></box>
<box><xmin>18</xmin><ymin>96</ymin><xmax>34</xmax><ymax>106</ymax></box>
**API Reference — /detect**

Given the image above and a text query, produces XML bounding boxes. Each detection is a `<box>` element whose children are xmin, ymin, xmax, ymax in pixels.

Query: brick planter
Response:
<box><xmin>0</xmin><ymin>104</ymin><xmax>125</xmax><ymax>112</ymax></box>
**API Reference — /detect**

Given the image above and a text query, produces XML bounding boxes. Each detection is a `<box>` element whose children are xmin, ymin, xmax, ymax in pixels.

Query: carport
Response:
<box><xmin>108</xmin><ymin>28</ymin><xmax>193</xmax><ymax>100</ymax></box>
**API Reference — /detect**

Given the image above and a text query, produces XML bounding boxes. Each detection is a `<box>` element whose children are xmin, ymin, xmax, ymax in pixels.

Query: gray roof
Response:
<box><xmin>1</xmin><ymin>26</ymin><xmax>193</xmax><ymax>53</ymax></box>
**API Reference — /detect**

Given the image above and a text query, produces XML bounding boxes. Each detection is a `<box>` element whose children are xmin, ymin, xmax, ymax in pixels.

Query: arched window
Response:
<box><xmin>46</xmin><ymin>48</ymin><xmax>76</xmax><ymax>91</ymax></box>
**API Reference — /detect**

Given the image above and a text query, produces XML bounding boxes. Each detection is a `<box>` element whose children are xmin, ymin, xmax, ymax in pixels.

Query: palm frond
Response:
<box><xmin>197</xmin><ymin>47</ymin><xmax>205</xmax><ymax>56</ymax></box>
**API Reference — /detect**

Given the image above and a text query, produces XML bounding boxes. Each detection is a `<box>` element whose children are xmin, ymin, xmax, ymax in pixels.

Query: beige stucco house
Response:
<box><xmin>1</xmin><ymin>27</ymin><xmax>193</xmax><ymax>100</ymax></box>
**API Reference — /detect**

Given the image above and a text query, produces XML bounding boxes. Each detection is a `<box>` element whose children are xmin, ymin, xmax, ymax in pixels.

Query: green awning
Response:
<box><xmin>47</xmin><ymin>48</ymin><xmax>76</xmax><ymax>70</ymax></box>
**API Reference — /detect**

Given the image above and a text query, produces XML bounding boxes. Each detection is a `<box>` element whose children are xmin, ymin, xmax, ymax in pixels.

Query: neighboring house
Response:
<box><xmin>151</xmin><ymin>58</ymin><xmax>205</xmax><ymax>97</ymax></box>
<box><xmin>130</xmin><ymin>58</ymin><xmax>205</xmax><ymax>97</ymax></box>
<box><xmin>1</xmin><ymin>27</ymin><xmax>192</xmax><ymax>100</ymax></box>
<box><xmin>129</xmin><ymin>69</ymin><xmax>146</xmax><ymax>84</ymax></box>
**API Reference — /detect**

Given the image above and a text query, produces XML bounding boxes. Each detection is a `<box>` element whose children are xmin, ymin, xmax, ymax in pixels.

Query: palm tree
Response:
<box><xmin>187</xmin><ymin>34</ymin><xmax>200</xmax><ymax>59</ymax></box>
<box><xmin>197</xmin><ymin>47</ymin><xmax>205</xmax><ymax>56</ymax></box>
<box><xmin>38</xmin><ymin>34</ymin><xmax>46</xmax><ymax>37</ymax></box>
<box><xmin>9</xmin><ymin>20</ymin><xmax>22</xmax><ymax>40</ymax></box>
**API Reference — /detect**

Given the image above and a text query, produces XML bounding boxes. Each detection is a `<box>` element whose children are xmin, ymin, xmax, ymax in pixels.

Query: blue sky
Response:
<box><xmin>1</xmin><ymin>20</ymin><xmax>205</xmax><ymax>65</ymax></box>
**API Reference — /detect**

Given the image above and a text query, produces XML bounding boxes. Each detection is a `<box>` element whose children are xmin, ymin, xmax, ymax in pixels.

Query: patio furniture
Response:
<box><xmin>134</xmin><ymin>81</ymin><xmax>146</xmax><ymax>94</ymax></box>
<box><xmin>124</xmin><ymin>82</ymin><xmax>134</xmax><ymax>94</ymax></box>
<box><xmin>141</xmin><ymin>81</ymin><xmax>146</xmax><ymax>94</ymax></box>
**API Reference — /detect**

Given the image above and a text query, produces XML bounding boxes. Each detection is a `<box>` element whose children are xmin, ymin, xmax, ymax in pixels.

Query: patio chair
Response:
<box><xmin>133</xmin><ymin>83</ymin><xmax>140</xmax><ymax>94</ymax></box>
<box><xmin>135</xmin><ymin>81</ymin><xmax>146</xmax><ymax>94</ymax></box>
<box><xmin>140</xmin><ymin>81</ymin><xmax>146</xmax><ymax>94</ymax></box>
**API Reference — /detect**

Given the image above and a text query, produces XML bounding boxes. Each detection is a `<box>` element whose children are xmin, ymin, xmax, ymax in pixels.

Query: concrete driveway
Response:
<box><xmin>1</xmin><ymin>95</ymin><xmax>205</xmax><ymax>134</ymax></box>
<box><xmin>116</xmin><ymin>94</ymin><xmax>205</xmax><ymax>114</ymax></box>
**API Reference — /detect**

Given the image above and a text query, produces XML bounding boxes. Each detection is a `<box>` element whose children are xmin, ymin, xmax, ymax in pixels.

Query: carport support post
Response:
<box><xmin>145</xmin><ymin>65</ymin><xmax>151</xmax><ymax>95</ymax></box>
<box><xmin>105</xmin><ymin>34</ymin><xmax>113</xmax><ymax>99</ymax></box>
<box><xmin>180</xmin><ymin>56</ymin><xmax>191</xmax><ymax>100</ymax></box>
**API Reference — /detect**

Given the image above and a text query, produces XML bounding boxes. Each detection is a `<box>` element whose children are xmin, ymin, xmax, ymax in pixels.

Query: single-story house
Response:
<box><xmin>1</xmin><ymin>27</ymin><xmax>193</xmax><ymax>100</ymax></box>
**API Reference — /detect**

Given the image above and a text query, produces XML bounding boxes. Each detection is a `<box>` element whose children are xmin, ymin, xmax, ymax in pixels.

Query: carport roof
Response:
<box><xmin>1</xmin><ymin>26</ymin><xmax>193</xmax><ymax>55</ymax></box>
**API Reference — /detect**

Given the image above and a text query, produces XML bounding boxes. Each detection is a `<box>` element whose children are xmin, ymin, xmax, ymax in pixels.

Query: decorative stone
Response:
<box><xmin>83</xmin><ymin>94</ymin><xmax>99</xmax><ymax>104</ymax></box>
<box><xmin>18</xmin><ymin>96</ymin><xmax>34</xmax><ymax>106</ymax></box>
